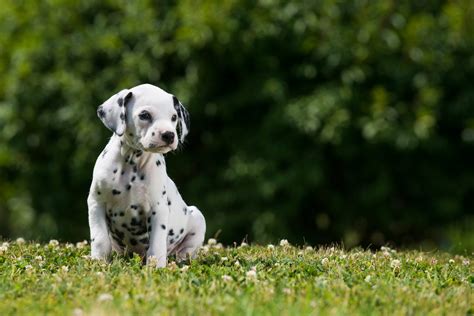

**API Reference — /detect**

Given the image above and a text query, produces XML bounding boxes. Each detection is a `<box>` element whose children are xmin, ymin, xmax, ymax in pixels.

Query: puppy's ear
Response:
<box><xmin>172</xmin><ymin>96</ymin><xmax>190</xmax><ymax>144</ymax></box>
<box><xmin>97</xmin><ymin>89</ymin><xmax>133</xmax><ymax>136</ymax></box>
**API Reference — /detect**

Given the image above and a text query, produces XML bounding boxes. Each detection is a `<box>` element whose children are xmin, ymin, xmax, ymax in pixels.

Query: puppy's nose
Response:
<box><xmin>161</xmin><ymin>131</ymin><xmax>175</xmax><ymax>144</ymax></box>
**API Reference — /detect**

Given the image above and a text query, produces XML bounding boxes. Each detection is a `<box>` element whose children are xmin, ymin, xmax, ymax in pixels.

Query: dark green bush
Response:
<box><xmin>1</xmin><ymin>0</ymin><xmax>473</xmax><ymax>249</ymax></box>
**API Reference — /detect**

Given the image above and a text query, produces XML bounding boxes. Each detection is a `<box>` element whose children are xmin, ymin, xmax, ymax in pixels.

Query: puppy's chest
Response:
<box><xmin>98</xmin><ymin>164</ymin><xmax>161</xmax><ymax>253</ymax></box>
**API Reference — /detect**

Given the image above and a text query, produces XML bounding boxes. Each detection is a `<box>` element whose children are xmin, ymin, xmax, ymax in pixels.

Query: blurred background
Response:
<box><xmin>0</xmin><ymin>0</ymin><xmax>473</xmax><ymax>253</ymax></box>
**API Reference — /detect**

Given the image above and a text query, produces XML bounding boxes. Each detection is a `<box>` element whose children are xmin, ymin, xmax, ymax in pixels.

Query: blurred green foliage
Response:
<box><xmin>0</xmin><ymin>0</ymin><xmax>473</xmax><ymax>250</ymax></box>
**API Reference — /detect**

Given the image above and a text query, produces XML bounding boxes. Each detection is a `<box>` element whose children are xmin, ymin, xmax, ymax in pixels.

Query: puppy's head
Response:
<box><xmin>97</xmin><ymin>84</ymin><xmax>190</xmax><ymax>154</ymax></box>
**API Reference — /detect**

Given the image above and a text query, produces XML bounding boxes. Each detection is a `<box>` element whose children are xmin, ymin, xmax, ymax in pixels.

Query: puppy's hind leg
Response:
<box><xmin>175</xmin><ymin>206</ymin><xmax>206</xmax><ymax>262</ymax></box>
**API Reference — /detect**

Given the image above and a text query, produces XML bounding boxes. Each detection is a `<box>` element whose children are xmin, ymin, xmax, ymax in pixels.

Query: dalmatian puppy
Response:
<box><xmin>87</xmin><ymin>83</ymin><xmax>206</xmax><ymax>268</ymax></box>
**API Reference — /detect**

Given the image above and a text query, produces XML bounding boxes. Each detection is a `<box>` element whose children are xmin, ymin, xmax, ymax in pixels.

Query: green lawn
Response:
<box><xmin>0</xmin><ymin>239</ymin><xmax>472</xmax><ymax>315</ymax></box>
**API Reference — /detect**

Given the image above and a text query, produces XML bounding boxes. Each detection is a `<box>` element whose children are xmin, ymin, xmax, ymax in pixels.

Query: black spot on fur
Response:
<box><xmin>131</xmin><ymin>176</ymin><xmax>136</xmax><ymax>182</ymax></box>
<box><xmin>130</xmin><ymin>238</ymin><xmax>137</xmax><ymax>246</ymax></box>
<box><xmin>129</xmin><ymin>133</ymin><xmax>133</xmax><ymax>137</ymax></box>
<box><xmin>162</xmin><ymin>190</ymin><xmax>166</xmax><ymax>195</ymax></box>
<box><xmin>119</xmin><ymin>212</ymin><xmax>124</xmax><ymax>216</ymax></box>
<box><xmin>133</xmin><ymin>166</ymin><xmax>138</xmax><ymax>173</ymax></box>
<box><xmin>190</xmin><ymin>233</ymin><xmax>196</xmax><ymax>236</ymax></box>
<box><xmin>152</xmin><ymin>211</ymin><xmax>156</xmax><ymax>215</ymax></box>
<box><xmin>183</xmin><ymin>207</ymin><xmax>187</xmax><ymax>215</ymax></box>
<box><xmin>167</xmin><ymin>199</ymin><xmax>171</xmax><ymax>205</ymax></box>
<box><xmin>97</xmin><ymin>191</ymin><xmax>101</xmax><ymax>195</ymax></box>
<box><xmin>140</xmin><ymin>175</ymin><xmax>145</xmax><ymax>181</ymax></box>
<box><xmin>139</xmin><ymin>237</ymin><xmax>149</xmax><ymax>244</ymax></box>
<box><xmin>156</xmin><ymin>160</ymin><xmax>161</xmax><ymax>166</ymax></box>
<box><xmin>130</xmin><ymin>205</ymin><xmax>138</xmax><ymax>210</ymax></box>
<box><xmin>120</xmin><ymin>112</ymin><xmax>125</xmax><ymax>121</ymax></box>
<box><xmin>168</xmin><ymin>229</ymin><xmax>174</xmax><ymax>236</ymax></box>
<box><xmin>126</xmin><ymin>184</ymin><xmax>131</xmax><ymax>190</ymax></box>
<box><xmin>161</xmin><ymin>224</ymin><xmax>166</xmax><ymax>230</ymax></box>
<box><xmin>118</xmin><ymin>97</ymin><xmax>123</xmax><ymax>106</ymax></box>
<box><xmin>139</xmin><ymin>210</ymin><xmax>144</xmax><ymax>216</ymax></box>
<box><xmin>112</xmin><ymin>189</ymin><xmax>121</xmax><ymax>195</ymax></box>
<box><xmin>113</xmin><ymin>169</ymin><xmax>117</xmax><ymax>174</ymax></box>
<box><xmin>180</xmin><ymin>228</ymin><xmax>184</xmax><ymax>234</ymax></box>
<box><xmin>121</xmin><ymin>170</ymin><xmax>125</xmax><ymax>175</ymax></box>
<box><xmin>135</xmin><ymin>150</ymin><xmax>142</xmax><ymax>158</ymax></box>
<box><xmin>147</xmin><ymin>217</ymin><xmax>151</xmax><ymax>223</ymax></box>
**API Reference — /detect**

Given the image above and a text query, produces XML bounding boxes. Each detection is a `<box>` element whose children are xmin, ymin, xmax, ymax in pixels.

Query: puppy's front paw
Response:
<box><xmin>91</xmin><ymin>238</ymin><xmax>112</xmax><ymax>261</ymax></box>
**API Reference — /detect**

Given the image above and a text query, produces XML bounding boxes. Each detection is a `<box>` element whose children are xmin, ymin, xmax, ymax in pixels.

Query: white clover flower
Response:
<box><xmin>382</xmin><ymin>251</ymin><xmax>391</xmax><ymax>258</ymax></box>
<box><xmin>246</xmin><ymin>270</ymin><xmax>257</xmax><ymax>280</ymax></box>
<box><xmin>72</xmin><ymin>308</ymin><xmax>84</xmax><ymax>316</ymax></box>
<box><xmin>214</xmin><ymin>243</ymin><xmax>224</xmax><ymax>249</ymax></box>
<box><xmin>207</xmin><ymin>238</ymin><xmax>217</xmax><ymax>245</ymax></box>
<box><xmin>321</xmin><ymin>257</ymin><xmax>329</xmax><ymax>266</ymax></box>
<box><xmin>81</xmin><ymin>255</ymin><xmax>92</xmax><ymax>260</ymax></box>
<box><xmin>364</xmin><ymin>275</ymin><xmax>372</xmax><ymax>283</ymax></box>
<box><xmin>0</xmin><ymin>245</ymin><xmax>8</xmax><ymax>255</ymax></box>
<box><xmin>200</xmin><ymin>245</ymin><xmax>210</xmax><ymax>253</ymax></box>
<box><xmin>147</xmin><ymin>256</ymin><xmax>160</xmax><ymax>268</ymax></box>
<box><xmin>25</xmin><ymin>265</ymin><xmax>33</xmax><ymax>271</ymax></box>
<box><xmin>415</xmin><ymin>256</ymin><xmax>423</xmax><ymax>263</ymax></box>
<box><xmin>35</xmin><ymin>255</ymin><xmax>43</xmax><ymax>261</ymax></box>
<box><xmin>297</xmin><ymin>251</ymin><xmax>304</xmax><ymax>256</ymax></box>
<box><xmin>16</xmin><ymin>237</ymin><xmax>25</xmax><ymax>244</ymax></box>
<box><xmin>97</xmin><ymin>293</ymin><xmax>113</xmax><ymax>302</ymax></box>
<box><xmin>339</xmin><ymin>254</ymin><xmax>347</xmax><ymax>260</ymax></box>
<box><xmin>267</xmin><ymin>244</ymin><xmax>275</xmax><ymax>250</ymax></box>
<box><xmin>282</xmin><ymin>288</ymin><xmax>292</xmax><ymax>295</ymax></box>
<box><xmin>305</xmin><ymin>246</ymin><xmax>313</xmax><ymax>251</ymax></box>
<box><xmin>49</xmin><ymin>240</ymin><xmax>59</xmax><ymax>247</ymax></box>
<box><xmin>234</xmin><ymin>260</ymin><xmax>241</xmax><ymax>267</ymax></box>
<box><xmin>220</xmin><ymin>256</ymin><xmax>228</xmax><ymax>262</ymax></box>
<box><xmin>2</xmin><ymin>242</ymin><xmax>10</xmax><ymax>247</ymax></box>
<box><xmin>390</xmin><ymin>259</ymin><xmax>401</xmax><ymax>269</ymax></box>
<box><xmin>61</xmin><ymin>266</ymin><xmax>69</xmax><ymax>273</ymax></box>
<box><xmin>462</xmin><ymin>259</ymin><xmax>470</xmax><ymax>266</ymax></box>
<box><xmin>76</xmin><ymin>240</ymin><xmax>88</xmax><ymax>249</ymax></box>
<box><xmin>240</xmin><ymin>242</ymin><xmax>248</xmax><ymax>247</ymax></box>
<box><xmin>430</xmin><ymin>258</ymin><xmax>438</xmax><ymax>265</ymax></box>
<box><xmin>222</xmin><ymin>275</ymin><xmax>232</xmax><ymax>282</ymax></box>
<box><xmin>448</xmin><ymin>259</ymin><xmax>455</xmax><ymax>264</ymax></box>
<box><xmin>167</xmin><ymin>261</ymin><xmax>178</xmax><ymax>270</ymax></box>
<box><xmin>96</xmin><ymin>271</ymin><xmax>104</xmax><ymax>278</ymax></box>
<box><xmin>35</xmin><ymin>243</ymin><xmax>41</xmax><ymax>248</ymax></box>
<box><xmin>279</xmin><ymin>239</ymin><xmax>289</xmax><ymax>247</ymax></box>
<box><xmin>180</xmin><ymin>265</ymin><xmax>189</xmax><ymax>272</ymax></box>
<box><xmin>65</xmin><ymin>243</ymin><xmax>74</xmax><ymax>249</ymax></box>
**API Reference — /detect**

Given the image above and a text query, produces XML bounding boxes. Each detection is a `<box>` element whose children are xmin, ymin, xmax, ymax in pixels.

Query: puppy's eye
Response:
<box><xmin>171</xmin><ymin>114</ymin><xmax>178</xmax><ymax>122</ymax></box>
<box><xmin>138</xmin><ymin>111</ymin><xmax>152</xmax><ymax>121</ymax></box>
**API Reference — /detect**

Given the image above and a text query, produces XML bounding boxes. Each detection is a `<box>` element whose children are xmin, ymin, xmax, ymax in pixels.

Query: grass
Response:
<box><xmin>0</xmin><ymin>239</ymin><xmax>472</xmax><ymax>316</ymax></box>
